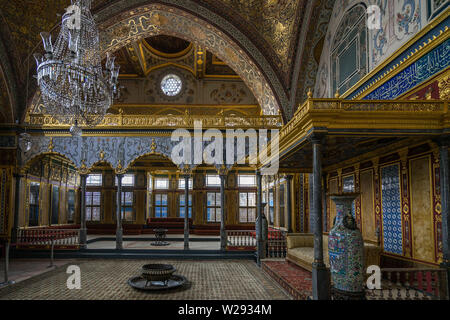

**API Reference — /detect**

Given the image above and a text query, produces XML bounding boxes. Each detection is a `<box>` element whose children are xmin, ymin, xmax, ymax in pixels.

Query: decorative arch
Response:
<box><xmin>330</xmin><ymin>2</ymin><xmax>369</xmax><ymax>93</ymax></box>
<box><xmin>26</xmin><ymin>2</ymin><xmax>286</xmax><ymax>121</ymax></box>
<box><xmin>330</xmin><ymin>3</ymin><xmax>368</xmax><ymax>96</ymax></box>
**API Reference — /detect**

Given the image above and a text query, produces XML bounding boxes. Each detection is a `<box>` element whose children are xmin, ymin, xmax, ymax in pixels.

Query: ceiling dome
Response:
<box><xmin>144</xmin><ymin>35</ymin><xmax>192</xmax><ymax>57</ymax></box>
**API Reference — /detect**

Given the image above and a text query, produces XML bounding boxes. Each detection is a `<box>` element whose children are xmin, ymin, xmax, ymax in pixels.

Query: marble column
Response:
<box><xmin>311</xmin><ymin>137</ymin><xmax>330</xmax><ymax>300</ymax></box>
<box><xmin>220</xmin><ymin>173</ymin><xmax>227</xmax><ymax>251</ymax></box>
<box><xmin>286</xmin><ymin>175</ymin><xmax>293</xmax><ymax>233</ymax></box>
<box><xmin>79</xmin><ymin>174</ymin><xmax>87</xmax><ymax>249</ymax></box>
<box><xmin>183</xmin><ymin>174</ymin><xmax>190</xmax><ymax>250</ymax></box>
<box><xmin>116</xmin><ymin>174</ymin><xmax>123</xmax><ymax>250</ymax></box>
<box><xmin>11</xmin><ymin>172</ymin><xmax>23</xmax><ymax>243</ymax></box>
<box><xmin>256</xmin><ymin>171</ymin><xmax>263</xmax><ymax>266</ymax></box>
<box><xmin>439</xmin><ymin>142</ymin><xmax>450</xmax><ymax>295</ymax></box>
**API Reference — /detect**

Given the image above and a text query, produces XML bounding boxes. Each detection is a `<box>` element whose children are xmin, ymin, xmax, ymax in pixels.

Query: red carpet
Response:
<box><xmin>262</xmin><ymin>261</ymin><xmax>312</xmax><ymax>300</ymax></box>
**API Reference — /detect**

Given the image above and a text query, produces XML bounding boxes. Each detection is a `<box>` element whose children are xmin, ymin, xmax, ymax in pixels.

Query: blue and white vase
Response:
<box><xmin>329</xmin><ymin>193</ymin><xmax>365</xmax><ymax>299</ymax></box>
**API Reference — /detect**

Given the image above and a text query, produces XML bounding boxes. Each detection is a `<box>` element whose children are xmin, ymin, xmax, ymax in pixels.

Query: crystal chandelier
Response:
<box><xmin>34</xmin><ymin>0</ymin><xmax>119</xmax><ymax>131</ymax></box>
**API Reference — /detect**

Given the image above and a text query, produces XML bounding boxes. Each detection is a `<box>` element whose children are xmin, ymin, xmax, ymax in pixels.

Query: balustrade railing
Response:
<box><xmin>226</xmin><ymin>230</ymin><xmax>257</xmax><ymax>248</ymax></box>
<box><xmin>266</xmin><ymin>230</ymin><xmax>287</xmax><ymax>259</ymax></box>
<box><xmin>366</xmin><ymin>268</ymin><xmax>449</xmax><ymax>300</ymax></box>
<box><xmin>17</xmin><ymin>228</ymin><xmax>80</xmax><ymax>248</ymax></box>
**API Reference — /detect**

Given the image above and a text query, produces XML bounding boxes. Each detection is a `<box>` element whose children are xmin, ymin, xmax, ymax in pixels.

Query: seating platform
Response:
<box><xmin>262</xmin><ymin>260</ymin><xmax>313</xmax><ymax>300</ymax></box>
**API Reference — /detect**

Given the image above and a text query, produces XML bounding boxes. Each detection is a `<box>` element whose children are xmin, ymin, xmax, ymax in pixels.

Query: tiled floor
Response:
<box><xmin>0</xmin><ymin>259</ymin><xmax>73</xmax><ymax>285</ymax></box>
<box><xmin>0</xmin><ymin>259</ymin><xmax>291</xmax><ymax>300</ymax></box>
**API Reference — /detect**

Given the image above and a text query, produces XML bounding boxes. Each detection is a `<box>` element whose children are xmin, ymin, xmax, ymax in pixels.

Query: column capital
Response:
<box><xmin>214</xmin><ymin>163</ymin><xmax>229</xmax><ymax>177</ymax></box>
<box><xmin>433</xmin><ymin>136</ymin><xmax>450</xmax><ymax>148</ymax></box>
<box><xmin>308</xmin><ymin>133</ymin><xmax>326</xmax><ymax>144</ymax></box>
<box><xmin>13</xmin><ymin>172</ymin><xmax>24</xmax><ymax>179</ymax></box>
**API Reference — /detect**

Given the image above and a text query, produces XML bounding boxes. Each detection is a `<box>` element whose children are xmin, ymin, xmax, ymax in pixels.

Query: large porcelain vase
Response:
<box><xmin>329</xmin><ymin>193</ymin><xmax>365</xmax><ymax>299</ymax></box>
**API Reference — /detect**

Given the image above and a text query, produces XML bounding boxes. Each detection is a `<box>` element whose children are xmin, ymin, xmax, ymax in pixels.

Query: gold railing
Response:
<box><xmin>280</xmin><ymin>98</ymin><xmax>448</xmax><ymax>139</ymax></box>
<box><xmin>27</xmin><ymin>113</ymin><xmax>283</xmax><ymax>129</ymax></box>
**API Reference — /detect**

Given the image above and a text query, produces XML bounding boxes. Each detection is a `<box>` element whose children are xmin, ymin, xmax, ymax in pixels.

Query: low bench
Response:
<box><xmin>286</xmin><ymin>233</ymin><xmax>381</xmax><ymax>272</ymax></box>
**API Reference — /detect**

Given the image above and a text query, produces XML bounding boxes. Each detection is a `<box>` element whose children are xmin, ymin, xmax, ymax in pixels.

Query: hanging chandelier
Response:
<box><xmin>34</xmin><ymin>0</ymin><xmax>119</xmax><ymax>132</ymax></box>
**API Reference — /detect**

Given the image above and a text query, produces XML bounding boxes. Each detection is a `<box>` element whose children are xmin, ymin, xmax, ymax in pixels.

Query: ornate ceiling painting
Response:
<box><xmin>215</xmin><ymin>0</ymin><xmax>304</xmax><ymax>75</ymax></box>
<box><xmin>0</xmin><ymin>0</ymin><xmax>323</xmax><ymax>122</ymax></box>
<box><xmin>295</xmin><ymin>0</ymin><xmax>335</xmax><ymax>107</ymax></box>
<box><xmin>98</xmin><ymin>6</ymin><xmax>280</xmax><ymax>116</ymax></box>
<box><xmin>0</xmin><ymin>72</ymin><xmax>11</xmax><ymax>123</ymax></box>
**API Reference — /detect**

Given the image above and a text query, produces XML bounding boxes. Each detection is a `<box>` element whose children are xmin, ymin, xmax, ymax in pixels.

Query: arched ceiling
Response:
<box><xmin>0</xmin><ymin>0</ymin><xmax>333</xmax><ymax>123</ymax></box>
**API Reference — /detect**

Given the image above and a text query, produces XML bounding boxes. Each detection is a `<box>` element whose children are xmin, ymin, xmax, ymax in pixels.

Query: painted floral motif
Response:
<box><xmin>394</xmin><ymin>0</ymin><xmax>421</xmax><ymax>40</ymax></box>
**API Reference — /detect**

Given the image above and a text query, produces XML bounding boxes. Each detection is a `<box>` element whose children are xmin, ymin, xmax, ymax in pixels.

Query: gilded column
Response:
<box><xmin>310</xmin><ymin>135</ymin><xmax>330</xmax><ymax>300</ymax></box>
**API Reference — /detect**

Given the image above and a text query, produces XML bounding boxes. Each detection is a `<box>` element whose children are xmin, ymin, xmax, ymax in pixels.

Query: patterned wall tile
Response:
<box><xmin>381</xmin><ymin>164</ymin><xmax>403</xmax><ymax>255</ymax></box>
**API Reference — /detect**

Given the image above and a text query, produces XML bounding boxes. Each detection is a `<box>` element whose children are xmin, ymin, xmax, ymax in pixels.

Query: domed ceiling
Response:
<box><xmin>0</xmin><ymin>0</ymin><xmax>335</xmax><ymax>122</ymax></box>
<box><xmin>113</xmin><ymin>34</ymin><xmax>238</xmax><ymax>78</ymax></box>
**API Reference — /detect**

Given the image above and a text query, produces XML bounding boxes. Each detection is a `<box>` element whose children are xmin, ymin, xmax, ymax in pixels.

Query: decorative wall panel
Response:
<box><xmin>314</xmin><ymin>0</ymin><xmax>448</xmax><ymax>99</ymax></box>
<box><xmin>342</xmin><ymin>174</ymin><xmax>356</xmax><ymax>218</ymax></box>
<box><xmin>409</xmin><ymin>156</ymin><xmax>434</xmax><ymax>263</ymax></box>
<box><xmin>381</xmin><ymin>164</ymin><xmax>403</xmax><ymax>255</ymax></box>
<box><xmin>328</xmin><ymin>178</ymin><xmax>338</xmax><ymax>230</ymax></box>
<box><xmin>361</xmin><ymin>169</ymin><xmax>376</xmax><ymax>242</ymax></box>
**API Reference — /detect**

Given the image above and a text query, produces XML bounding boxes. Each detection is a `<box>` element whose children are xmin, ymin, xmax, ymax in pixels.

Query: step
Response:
<box><xmin>11</xmin><ymin>248</ymin><xmax>256</xmax><ymax>260</ymax></box>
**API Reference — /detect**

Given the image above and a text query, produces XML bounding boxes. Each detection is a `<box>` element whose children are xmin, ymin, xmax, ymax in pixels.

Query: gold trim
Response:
<box><xmin>341</xmin><ymin>9</ymin><xmax>450</xmax><ymax>99</ymax></box>
<box><xmin>142</xmin><ymin>39</ymin><xmax>193</xmax><ymax>59</ymax></box>
<box><xmin>397</xmin><ymin>68</ymin><xmax>450</xmax><ymax>100</ymax></box>
<box><xmin>144</xmin><ymin>62</ymin><xmax>195</xmax><ymax>77</ymax></box>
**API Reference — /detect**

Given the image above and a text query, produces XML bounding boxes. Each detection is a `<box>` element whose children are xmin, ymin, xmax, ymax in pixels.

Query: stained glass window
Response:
<box><xmin>161</xmin><ymin>74</ymin><xmax>182</xmax><ymax>96</ymax></box>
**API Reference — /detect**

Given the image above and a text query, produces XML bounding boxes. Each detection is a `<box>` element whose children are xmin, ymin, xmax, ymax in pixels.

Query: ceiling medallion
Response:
<box><xmin>34</xmin><ymin>0</ymin><xmax>120</xmax><ymax>134</ymax></box>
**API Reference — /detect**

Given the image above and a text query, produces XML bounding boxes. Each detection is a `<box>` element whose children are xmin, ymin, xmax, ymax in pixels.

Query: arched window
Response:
<box><xmin>331</xmin><ymin>4</ymin><xmax>368</xmax><ymax>95</ymax></box>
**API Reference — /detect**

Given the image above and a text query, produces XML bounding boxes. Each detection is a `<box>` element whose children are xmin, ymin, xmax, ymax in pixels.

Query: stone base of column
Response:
<box><xmin>312</xmin><ymin>262</ymin><xmax>331</xmax><ymax>300</ymax></box>
<box><xmin>256</xmin><ymin>240</ymin><xmax>265</xmax><ymax>266</ymax></box>
<box><xmin>220</xmin><ymin>229</ymin><xmax>226</xmax><ymax>252</ymax></box>
<box><xmin>331</xmin><ymin>287</ymin><xmax>366</xmax><ymax>300</ymax></box>
<box><xmin>79</xmin><ymin>228</ymin><xmax>87</xmax><ymax>249</ymax></box>
<box><xmin>116</xmin><ymin>228</ymin><xmax>123</xmax><ymax>250</ymax></box>
<box><xmin>184</xmin><ymin>231</ymin><xmax>189</xmax><ymax>250</ymax></box>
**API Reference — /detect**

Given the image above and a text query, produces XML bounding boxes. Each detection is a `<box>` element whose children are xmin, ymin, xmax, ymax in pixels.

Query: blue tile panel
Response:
<box><xmin>381</xmin><ymin>164</ymin><xmax>403</xmax><ymax>255</ymax></box>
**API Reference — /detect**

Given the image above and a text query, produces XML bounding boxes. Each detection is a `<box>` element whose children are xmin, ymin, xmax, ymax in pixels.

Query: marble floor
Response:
<box><xmin>0</xmin><ymin>259</ymin><xmax>291</xmax><ymax>300</ymax></box>
<box><xmin>86</xmin><ymin>234</ymin><xmax>221</xmax><ymax>250</ymax></box>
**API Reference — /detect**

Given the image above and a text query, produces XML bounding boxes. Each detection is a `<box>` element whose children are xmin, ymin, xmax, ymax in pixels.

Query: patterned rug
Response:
<box><xmin>262</xmin><ymin>260</ymin><xmax>313</xmax><ymax>300</ymax></box>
